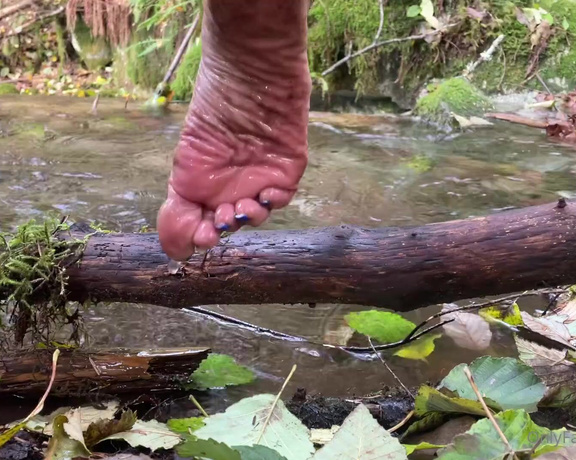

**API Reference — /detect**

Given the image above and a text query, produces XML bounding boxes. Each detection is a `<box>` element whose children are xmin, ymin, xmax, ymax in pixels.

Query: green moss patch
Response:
<box><xmin>0</xmin><ymin>83</ymin><xmax>19</xmax><ymax>95</ymax></box>
<box><xmin>171</xmin><ymin>38</ymin><xmax>202</xmax><ymax>101</ymax></box>
<box><xmin>414</xmin><ymin>77</ymin><xmax>493</xmax><ymax>126</ymax></box>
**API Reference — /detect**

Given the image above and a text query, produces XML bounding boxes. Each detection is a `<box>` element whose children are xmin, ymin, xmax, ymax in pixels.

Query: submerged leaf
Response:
<box><xmin>195</xmin><ymin>394</ymin><xmax>314</xmax><ymax>460</ymax></box>
<box><xmin>414</xmin><ymin>386</ymin><xmax>485</xmax><ymax>417</ymax></box>
<box><xmin>191</xmin><ymin>354</ymin><xmax>255</xmax><ymax>390</ymax></box>
<box><xmin>312</xmin><ymin>404</ymin><xmax>407</xmax><ymax>460</ymax></box>
<box><xmin>400</xmin><ymin>412</ymin><xmax>450</xmax><ymax>441</ymax></box>
<box><xmin>437</xmin><ymin>409</ymin><xmax>575</xmax><ymax>459</ymax></box>
<box><xmin>479</xmin><ymin>303</ymin><xmax>523</xmax><ymax>326</ymax></box>
<box><xmin>345</xmin><ymin>310</ymin><xmax>415</xmax><ymax>343</ymax></box>
<box><xmin>520</xmin><ymin>311</ymin><xmax>575</xmax><ymax>350</ymax></box>
<box><xmin>539</xmin><ymin>446</ymin><xmax>576</xmax><ymax>459</ymax></box>
<box><xmin>394</xmin><ymin>333</ymin><xmax>441</xmax><ymax>361</ymax></box>
<box><xmin>443</xmin><ymin>312</ymin><xmax>492</xmax><ymax>350</ymax></box>
<box><xmin>440</xmin><ymin>356</ymin><xmax>545</xmax><ymax>412</ymax></box>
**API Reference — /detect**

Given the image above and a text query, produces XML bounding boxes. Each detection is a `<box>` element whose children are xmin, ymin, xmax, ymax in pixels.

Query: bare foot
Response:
<box><xmin>157</xmin><ymin>0</ymin><xmax>311</xmax><ymax>260</ymax></box>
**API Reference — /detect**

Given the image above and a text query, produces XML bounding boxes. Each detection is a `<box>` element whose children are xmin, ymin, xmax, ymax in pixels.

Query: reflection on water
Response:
<box><xmin>1</xmin><ymin>95</ymin><xmax>575</xmax><ymax>402</ymax></box>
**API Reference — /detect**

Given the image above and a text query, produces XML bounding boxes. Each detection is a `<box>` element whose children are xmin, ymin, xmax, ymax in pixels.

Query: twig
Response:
<box><xmin>0</xmin><ymin>0</ymin><xmax>34</xmax><ymax>21</ymax></box>
<box><xmin>462</xmin><ymin>34</ymin><xmax>505</xmax><ymax>78</ymax></box>
<box><xmin>91</xmin><ymin>94</ymin><xmax>100</xmax><ymax>116</ymax></box>
<box><xmin>369</xmin><ymin>337</ymin><xmax>414</xmax><ymax>399</ymax></box>
<box><xmin>374</xmin><ymin>0</ymin><xmax>386</xmax><ymax>42</ymax></box>
<box><xmin>256</xmin><ymin>364</ymin><xmax>297</xmax><ymax>444</ymax></box>
<box><xmin>389</xmin><ymin>410</ymin><xmax>414</xmax><ymax>433</ymax></box>
<box><xmin>464</xmin><ymin>366</ymin><xmax>519</xmax><ymax>460</ymax></box>
<box><xmin>186</xmin><ymin>306</ymin><xmax>307</xmax><ymax>342</ymax></box>
<box><xmin>322</xmin><ymin>23</ymin><xmax>458</xmax><ymax>77</ymax></box>
<box><xmin>161</xmin><ymin>14</ymin><xmax>200</xmax><ymax>86</ymax></box>
<box><xmin>189</xmin><ymin>394</ymin><xmax>209</xmax><ymax>418</ymax></box>
<box><xmin>336</xmin><ymin>320</ymin><xmax>454</xmax><ymax>354</ymax></box>
<box><xmin>3</xmin><ymin>6</ymin><xmax>65</xmax><ymax>39</ymax></box>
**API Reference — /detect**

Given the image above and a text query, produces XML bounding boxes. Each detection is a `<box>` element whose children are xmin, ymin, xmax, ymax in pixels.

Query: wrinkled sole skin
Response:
<box><xmin>157</xmin><ymin>0</ymin><xmax>311</xmax><ymax>260</ymax></box>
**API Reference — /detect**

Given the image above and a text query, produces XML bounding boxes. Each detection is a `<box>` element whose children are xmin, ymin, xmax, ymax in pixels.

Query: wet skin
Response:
<box><xmin>157</xmin><ymin>0</ymin><xmax>311</xmax><ymax>260</ymax></box>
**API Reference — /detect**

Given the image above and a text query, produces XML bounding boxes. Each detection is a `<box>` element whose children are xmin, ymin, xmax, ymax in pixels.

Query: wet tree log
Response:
<box><xmin>62</xmin><ymin>199</ymin><xmax>576</xmax><ymax>311</ymax></box>
<box><xmin>0</xmin><ymin>347</ymin><xmax>210</xmax><ymax>396</ymax></box>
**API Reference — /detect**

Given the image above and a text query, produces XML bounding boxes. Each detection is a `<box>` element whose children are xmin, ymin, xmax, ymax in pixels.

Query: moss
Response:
<box><xmin>538</xmin><ymin>0</ymin><xmax>576</xmax><ymax>88</ymax></box>
<box><xmin>71</xmin><ymin>16</ymin><xmax>112</xmax><ymax>71</ymax></box>
<box><xmin>171</xmin><ymin>38</ymin><xmax>202</xmax><ymax>101</ymax></box>
<box><xmin>0</xmin><ymin>83</ymin><xmax>19</xmax><ymax>95</ymax></box>
<box><xmin>405</xmin><ymin>154</ymin><xmax>434</xmax><ymax>173</ymax></box>
<box><xmin>126</xmin><ymin>28</ymin><xmax>174</xmax><ymax>90</ymax></box>
<box><xmin>414</xmin><ymin>77</ymin><xmax>493</xmax><ymax>126</ymax></box>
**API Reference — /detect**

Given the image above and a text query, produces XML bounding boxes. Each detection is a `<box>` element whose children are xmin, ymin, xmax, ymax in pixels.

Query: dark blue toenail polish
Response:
<box><xmin>235</xmin><ymin>214</ymin><xmax>250</xmax><ymax>222</ymax></box>
<box><xmin>260</xmin><ymin>200</ymin><xmax>271</xmax><ymax>208</ymax></box>
<box><xmin>216</xmin><ymin>224</ymin><xmax>230</xmax><ymax>231</ymax></box>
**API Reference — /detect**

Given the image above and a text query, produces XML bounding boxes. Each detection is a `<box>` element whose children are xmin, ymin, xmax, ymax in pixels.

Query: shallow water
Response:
<box><xmin>1</xmin><ymin>95</ymin><xmax>575</xmax><ymax>415</ymax></box>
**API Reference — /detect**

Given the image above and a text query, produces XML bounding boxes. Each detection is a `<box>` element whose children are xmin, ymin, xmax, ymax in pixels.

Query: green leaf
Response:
<box><xmin>439</xmin><ymin>357</ymin><xmax>545</xmax><ymax>412</ymax></box>
<box><xmin>414</xmin><ymin>386</ymin><xmax>486</xmax><ymax>417</ymax></box>
<box><xmin>191</xmin><ymin>354</ymin><xmax>255</xmax><ymax>390</ymax></box>
<box><xmin>177</xmin><ymin>438</ymin><xmax>241</xmax><ymax>459</ymax></box>
<box><xmin>400</xmin><ymin>412</ymin><xmax>449</xmax><ymax>441</ymax></box>
<box><xmin>0</xmin><ymin>422</ymin><xmax>26</xmax><ymax>449</ymax></box>
<box><xmin>167</xmin><ymin>417</ymin><xmax>205</xmax><ymax>435</ymax></box>
<box><xmin>84</xmin><ymin>410</ymin><xmax>137</xmax><ymax>448</ymax></box>
<box><xmin>406</xmin><ymin>5</ymin><xmax>421</xmax><ymax>17</ymax></box>
<box><xmin>0</xmin><ymin>67</ymin><xmax>9</xmax><ymax>78</ymax></box>
<box><xmin>45</xmin><ymin>415</ymin><xmax>92</xmax><ymax>460</ymax></box>
<box><xmin>562</xmin><ymin>17</ymin><xmax>570</xmax><ymax>30</ymax></box>
<box><xmin>102</xmin><ymin>419</ymin><xmax>181</xmax><ymax>451</ymax></box>
<box><xmin>437</xmin><ymin>409</ymin><xmax>575</xmax><ymax>459</ymax></box>
<box><xmin>234</xmin><ymin>445</ymin><xmax>289</xmax><ymax>460</ymax></box>
<box><xmin>420</xmin><ymin>0</ymin><xmax>440</xmax><ymax>28</ymax></box>
<box><xmin>404</xmin><ymin>442</ymin><xmax>446</xmax><ymax>455</ymax></box>
<box><xmin>479</xmin><ymin>303</ymin><xmax>523</xmax><ymax>326</ymax></box>
<box><xmin>345</xmin><ymin>310</ymin><xmax>415</xmax><ymax>343</ymax></box>
<box><xmin>542</xmin><ymin>12</ymin><xmax>554</xmax><ymax>25</ymax></box>
<box><xmin>312</xmin><ymin>404</ymin><xmax>407</xmax><ymax>459</ymax></box>
<box><xmin>195</xmin><ymin>394</ymin><xmax>314</xmax><ymax>460</ymax></box>
<box><xmin>394</xmin><ymin>333</ymin><xmax>441</xmax><ymax>361</ymax></box>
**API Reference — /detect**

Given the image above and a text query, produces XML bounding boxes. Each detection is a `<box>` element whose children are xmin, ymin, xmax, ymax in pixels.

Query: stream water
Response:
<box><xmin>1</xmin><ymin>94</ymin><xmax>575</xmax><ymax>419</ymax></box>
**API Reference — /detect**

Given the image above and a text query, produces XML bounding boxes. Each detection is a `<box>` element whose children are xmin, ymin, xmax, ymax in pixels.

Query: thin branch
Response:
<box><xmin>464</xmin><ymin>366</ymin><xmax>519</xmax><ymax>460</ymax></box>
<box><xmin>389</xmin><ymin>410</ymin><xmax>414</xmax><ymax>433</ymax></box>
<box><xmin>374</xmin><ymin>0</ymin><xmax>386</xmax><ymax>42</ymax></box>
<box><xmin>3</xmin><ymin>6</ymin><xmax>65</xmax><ymax>39</ymax></box>
<box><xmin>462</xmin><ymin>34</ymin><xmax>505</xmax><ymax>78</ymax></box>
<box><xmin>322</xmin><ymin>23</ymin><xmax>458</xmax><ymax>77</ymax></box>
<box><xmin>369</xmin><ymin>337</ymin><xmax>414</xmax><ymax>399</ymax></box>
<box><xmin>161</xmin><ymin>14</ymin><xmax>200</xmax><ymax>86</ymax></box>
<box><xmin>0</xmin><ymin>0</ymin><xmax>34</xmax><ymax>21</ymax></box>
<box><xmin>257</xmin><ymin>364</ymin><xmax>297</xmax><ymax>444</ymax></box>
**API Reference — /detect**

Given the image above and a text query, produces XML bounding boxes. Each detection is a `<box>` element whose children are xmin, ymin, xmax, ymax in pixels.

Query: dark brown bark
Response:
<box><xmin>63</xmin><ymin>200</ymin><xmax>576</xmax><ymax>312</ymax></box>
<box><xmin>0</xmin><ymin>347</ymin><xmax>210</xmax><ymax>396</ymax></box>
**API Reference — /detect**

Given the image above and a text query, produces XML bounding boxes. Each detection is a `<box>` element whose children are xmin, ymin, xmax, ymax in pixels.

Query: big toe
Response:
<box><xmin>157</xmin><ymin>186</ymin><xmax>203</xmax><ymax>261</ymax></box>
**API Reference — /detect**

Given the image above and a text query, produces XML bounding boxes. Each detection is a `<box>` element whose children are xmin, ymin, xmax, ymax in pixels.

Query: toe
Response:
<box><xmin>157</xmin><ymin>185</ymin><xmax>203</xmax><ymax>261</ymax></box>
<box><xmin>259</xmin><ymin>187</ymin><xmax>295</xmax><ymax>210</ymax></box>
<box><xmin>193</xmin><ymin>210</ymin><xmax>221</xmax><ymax>249</ymax></box>
<box><xmin>235</xmin><ymin>198</ymin><xmax>270</xmax><ymax>227</ymax></box>
<box><xmin>214</xmin><ymin>203</ymin><xmax>238</xmax><ymax>232</ymax></box>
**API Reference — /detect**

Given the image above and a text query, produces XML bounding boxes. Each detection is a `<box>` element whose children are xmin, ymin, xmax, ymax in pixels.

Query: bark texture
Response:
<box><xmin>0</xmin><ymin>347</ymin><xmax>210</xmax><ymax>396</ymax></box>
<box><xmin>62</xmin><ymin>200</ymin><xmax>575</xmax><ymax>311</ymax></box>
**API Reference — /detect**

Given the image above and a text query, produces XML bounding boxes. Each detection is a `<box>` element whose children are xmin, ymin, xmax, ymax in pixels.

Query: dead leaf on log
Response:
<box><xmin>515</xmin><ymin>336</ymin><xmax>576</xmax><ymax>407</ymax></box>
<box><xmin>442</xmin><ymin>308</ymin><xmax>492</xmax><ymax>351</ymax></box>
<box><xmin>520</xmin><ymin>311</ymin><xmax>575</xmax><ymax>350</ymax></box>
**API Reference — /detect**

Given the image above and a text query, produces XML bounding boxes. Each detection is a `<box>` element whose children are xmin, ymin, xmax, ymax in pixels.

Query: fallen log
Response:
<box><xmin>0</xmin><ymin>347</ymin><xmax>210</xmax><ymax>396</ymax></box>
<box><xmin>62</xmin><ymin>199</ymin><xmax>576</xmax><ymax>311</ymax></box>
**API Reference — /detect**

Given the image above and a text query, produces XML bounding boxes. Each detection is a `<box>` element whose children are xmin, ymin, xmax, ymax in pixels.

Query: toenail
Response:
<box><xmin>235</xmin><ymin>214</ymin><xmax>250</xmax><ymax>222</ymax></box>
<box><xmin>260</xmin><ymin>200</ymin><xmax>271</xmax><ymax>208</ymax></box>
<box><xmin>216</xmin><ymin>223</ymin><xmax>230</xmax><ymax>231</ymax></box>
